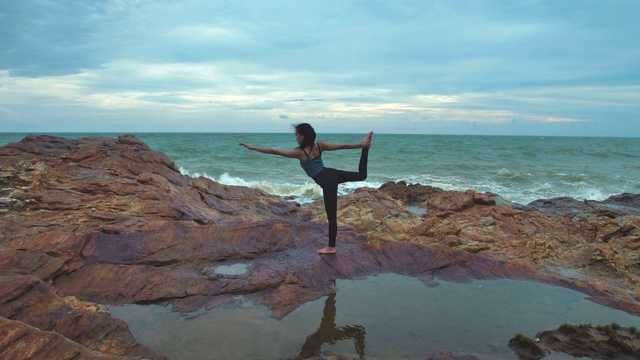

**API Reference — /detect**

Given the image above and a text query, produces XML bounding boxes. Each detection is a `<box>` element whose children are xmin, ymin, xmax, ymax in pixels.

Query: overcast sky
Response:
<box><xmin>1</xmin><ymin>0</ymin><xmax>639</xmax><ymax>136</ymax></box>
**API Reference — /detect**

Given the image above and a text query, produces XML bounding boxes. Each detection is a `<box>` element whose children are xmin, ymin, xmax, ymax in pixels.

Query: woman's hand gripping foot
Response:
<box><xmin>361</xmin><ymin>131</ymin><xmax>373</xmax><ymax>148</ymax></box>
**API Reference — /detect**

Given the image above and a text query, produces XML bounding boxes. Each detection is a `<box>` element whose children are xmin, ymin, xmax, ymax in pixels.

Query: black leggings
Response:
<box><xmin>312</xmin><ymin>148</ymin><xmax>369</xmax><ymax>247</ymax></box>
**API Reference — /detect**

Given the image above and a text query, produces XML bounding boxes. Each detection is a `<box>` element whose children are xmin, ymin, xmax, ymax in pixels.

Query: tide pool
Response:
<box><xmin>109</xmin><ymin>273</ymin><xmax>640</xmax><ymax>359</ymax></box>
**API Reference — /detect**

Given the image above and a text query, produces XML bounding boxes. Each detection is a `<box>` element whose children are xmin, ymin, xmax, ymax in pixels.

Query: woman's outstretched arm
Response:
<box><xmin>319</xmin><ymin>131</ymin><xmax>373</xmax><ymax>152</ymax></box>
<box><xmin>239</xmin><ymin>143</ymin><xmax>304</xmax><ymax>160</ymax></box>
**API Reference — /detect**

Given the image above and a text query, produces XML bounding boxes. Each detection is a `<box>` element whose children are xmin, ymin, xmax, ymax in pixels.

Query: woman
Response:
<box><xmin>239</xmin><ymin>123</ymin><xmax>373</xmax><ymax>254</ymax></box>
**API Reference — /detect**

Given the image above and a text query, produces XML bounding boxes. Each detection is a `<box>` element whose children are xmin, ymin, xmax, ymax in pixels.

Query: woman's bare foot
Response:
<box><xmin>317</xmin><ymin>246</ymin><xmax>337</xmax><ymax>254</ymax></box>
<box><xmin>361</xmin><ymin>131</ymin><xmax>373</xmax><ymax>148</ymax></box>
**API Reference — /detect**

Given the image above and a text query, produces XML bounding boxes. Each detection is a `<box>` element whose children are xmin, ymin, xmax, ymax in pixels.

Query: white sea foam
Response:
<box><xmin>338</xmin><ymin>181</ymin><xmax>383</xmax><ymax>195</ymax></box>
<box><xmin>572</xmin><ymin>186</ymin><xmax>606</xmax><ymax>201</ymax></box>
<box><xmin>181</xmin><ymin>167</ymin><xmax>309</xmax><ymax>202</ymax></box>
<box><xmin>180</xmin><ymin>166</ymin><xmax>386</xmax><ymax>202</ymax></box>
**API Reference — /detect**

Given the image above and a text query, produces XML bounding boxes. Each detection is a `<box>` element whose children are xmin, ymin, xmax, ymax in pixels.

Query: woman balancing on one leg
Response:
<box><xmin>239</xmin><ymin>123</ymin><xmax>373</xmax><ymax>254</ymax></box>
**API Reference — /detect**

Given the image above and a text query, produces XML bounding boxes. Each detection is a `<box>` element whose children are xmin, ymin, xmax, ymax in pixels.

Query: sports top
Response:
<box><xmin>300</xmin><ymin>143</ymin><xmax>325</xmax><ymax>177</ymax></box>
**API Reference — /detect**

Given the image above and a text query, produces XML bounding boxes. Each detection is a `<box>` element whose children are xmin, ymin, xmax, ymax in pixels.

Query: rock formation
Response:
<box><xmin>1</xmin><ymin>135</ymin><xmax>639</xmax><ymax>359</ymax></box>
<box><xmin>509</xmin><ymin>323</ymin><xmax>640</xmax><ymax>359</ymax></box>
<box><xmin>376</xmin><ymin>181</ymin><xmax>640</xmax><ymax>314</ymax></box>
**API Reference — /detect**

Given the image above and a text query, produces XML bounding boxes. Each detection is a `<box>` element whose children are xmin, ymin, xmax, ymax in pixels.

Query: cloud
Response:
<box><xmin>546</xmin><ymin>117</ymin><xmax>584</xmax><ymax>123</ymax></box>
<box><xmin>0</xmin><ymin>1</ymin><xmax>639</xmax><ymax>135</ymax></box>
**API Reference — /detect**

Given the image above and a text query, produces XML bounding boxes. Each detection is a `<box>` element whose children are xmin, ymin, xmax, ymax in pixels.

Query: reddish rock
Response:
<box><xmin>375</xmin><ymin>181</ymin><xmax>640</xmax><ymax>314</ymax></box>
<box><xmin>0</xmin><ymin>275</ymin><xmax>161</xmax><ymax>359</ymax></box>
<box><xmin>0</xmin><ymin>317</ymin><xmax>143</xmax><ymax>360</ymax></box>
<box><xmin>1</xmin><ymin>135</ymin><xmax>308</xmax><ymax>358</ymax></box>
<box><xmin>378</xmin><ymin>180</ymin><xmax>444</xmax><ymax>206</ymax></box>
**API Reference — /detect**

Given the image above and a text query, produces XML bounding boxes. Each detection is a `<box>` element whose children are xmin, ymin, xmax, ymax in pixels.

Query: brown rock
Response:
<box><xmin>428</xmin><ymin>190</ymin><xmax>476</xmax><ymax>212</ymax></box>
<box><xmin>349</xmin><ymin>182</ymin><xmax>640</xmax><ymax>315</ymax></box>
<box><xmin>0</xmin><ymin>275</ymin><xmax>161</xmax><ymax>359</ymax></box>
<box><xmin>378</xmin><ymin>180</ymin><xmax>444</xmax><ymax>206</ymax></box>
<box><xmin>0</xmin><ymin>317</ymin><xmax>144</xmax><ymax>360</ymax></box>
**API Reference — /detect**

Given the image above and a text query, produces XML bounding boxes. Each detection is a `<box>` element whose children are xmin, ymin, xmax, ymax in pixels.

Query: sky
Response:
<box><xmin>1</xmin><ymin>0</ymin><xmax>639</xmax><ymax>136</ymax></box>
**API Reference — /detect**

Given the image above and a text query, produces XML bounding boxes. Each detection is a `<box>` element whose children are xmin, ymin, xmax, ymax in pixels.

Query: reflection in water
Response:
<box><xmin>108</xmin><ymin>274</ymin><xmax>640</xmax><ymax>359</ymax></box>
<box><xmin>296</xmin><ymin>293</ymin><xmax>366</xmax><ymax>359</ymax></box>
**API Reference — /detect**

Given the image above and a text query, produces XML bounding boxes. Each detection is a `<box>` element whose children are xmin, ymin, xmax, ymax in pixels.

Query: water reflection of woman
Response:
<box><xmin>296</xmin><ymin>293</ymin><xmax>366</xmax><ymax>359</ymax></box>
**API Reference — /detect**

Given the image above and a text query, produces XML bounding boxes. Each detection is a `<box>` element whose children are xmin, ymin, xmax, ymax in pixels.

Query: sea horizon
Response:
<box><xmin>1</xmin><ymin>131</ymin><xmax>639</xmax><ymax>139</ymax></box>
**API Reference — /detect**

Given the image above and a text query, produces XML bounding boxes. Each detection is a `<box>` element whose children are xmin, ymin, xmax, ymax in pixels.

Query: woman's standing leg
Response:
<box><xmin>322</xmin><ymin>185</ymin><xmax>339</xmax><ymax>248</ymax></box>
<box><xmin>313</xmin><ymin>169</ymin><xmax>339</xmax><ymax>254</ymax></box>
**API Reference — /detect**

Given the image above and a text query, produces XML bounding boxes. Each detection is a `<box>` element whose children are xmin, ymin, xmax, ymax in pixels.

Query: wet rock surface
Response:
<box><xmin>1</xmin><ymin>135</ymin><xmax>639</xmax><ymax>359</ymax></box>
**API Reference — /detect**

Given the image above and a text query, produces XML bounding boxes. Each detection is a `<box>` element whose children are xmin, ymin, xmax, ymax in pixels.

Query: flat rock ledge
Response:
<box><xmin>1</xmin><ymin>135</ymin><xmax>639</xmax><ymax>359</ymax></box>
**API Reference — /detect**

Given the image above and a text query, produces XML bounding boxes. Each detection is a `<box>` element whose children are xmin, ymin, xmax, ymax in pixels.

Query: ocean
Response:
<box><xmin>1</xmin><ymin>133</ymin><xmax>638</xmax><ymax>205</ymax></box>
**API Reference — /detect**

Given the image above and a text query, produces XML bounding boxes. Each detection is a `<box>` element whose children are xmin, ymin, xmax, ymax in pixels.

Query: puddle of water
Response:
<box><xmin>212</xmin><ymin>263</ymin><xmax>249</xmax><ymax>276</ymax></box>
<box><xmin>407</xmin><ymin>205</ymin><xmax>426</xmax><ymax>215</ymax></box>
<box><xmin>109</xmin><ymin>273</ymin><xmax>640</xmax><ymax>360</ymax></box>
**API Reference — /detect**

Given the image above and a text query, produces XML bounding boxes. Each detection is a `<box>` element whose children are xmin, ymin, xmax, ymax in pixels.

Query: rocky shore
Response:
<box><xmin>1</xmin><ymin>135</ymin><xmax>639</xmax><ymax>359</ymax></box>
<box><xmin>509</xmin><ymin>323</ymin><xmax>640</xmax><ymax>359</ymax></box>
